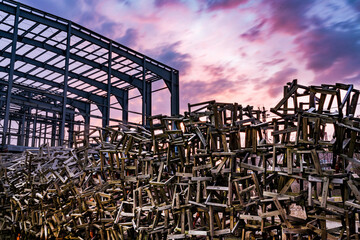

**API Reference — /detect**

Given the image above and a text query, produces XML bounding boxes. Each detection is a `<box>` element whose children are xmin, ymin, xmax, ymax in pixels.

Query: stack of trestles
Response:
<box><xmin>0</xmin><ymin>80</ymin><xmax>360</xmax><ymax>240</ymax></box>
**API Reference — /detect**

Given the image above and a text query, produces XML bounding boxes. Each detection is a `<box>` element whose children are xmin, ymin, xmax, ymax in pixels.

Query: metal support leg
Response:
<box><xmin>7</xmin><ymin>119</ymin><xmax>11</xmax><ymax>144</ymax></box>
<box><xmin>32</xmin><ymin>109</ymin><xmax>38</xmax><ymax>147</ymax></box>
<box><xmin>38</xmin><ymin>122</ymin><xmax>42</xmax><ymax>147</ymax></box>
<box><xmin>18</xmin><ymin>110</ymin><xmax>25</xmax><ymax>146</ymax></box>
<box><xmin>60</xmin><ymin>23</ymin><xmax>71</xmax><ymax>145</ymax></box>
<box><xmin>25</xmin><ymin>114</ymin><xmax>31</xmax><ymax>147</ymax></box>
<box><xmin>122</xmin><ymin>90</ymin><xmax>129</xmax><ymax>123</ymax></box>
<box><xmin>104</xmin><ymin>42</ymin><xmax>112</xmax><ymax>128</ymax></box>
<box><xmin>146</xmin><ymin>81</ymin><xmax>152</xmax><ymax>126</ymax></box>
<box><xmin>68</xmin><ymin>113</ymin><xmax>74</xmax><ymax>147</ymax></box>
<box><xmin>51</xmin><ymin>112</ymin><xmax>57</xmax><ymax>147</ymax></box>
<box><xmin>1</xmin><ymin>4</ymin><xmax>19</xmax><ymax>148</ymax></box>
<box><xmin>43</xmin><ymin>112</ymin><xmax>48</xmax><ymax>145</ymax></box>
<box><xmin>84</xmin><ymin>103</ymin><xmax>90</xmax><ymax>145</ymax></box>
<box><xmin>142</xmin><ymin>57</ymin><xmax>146</xmax><ymax>125</ymax></box>
<box><xmin>171</xmin><ymin>71</ymin><xmax>180</xmax><ymax>116</ymax></box>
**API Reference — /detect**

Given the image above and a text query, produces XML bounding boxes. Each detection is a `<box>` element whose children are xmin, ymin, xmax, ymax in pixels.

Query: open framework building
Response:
<box><xmin>0</xmin><ymin>0</ymin><xmax>180</xmax><ymax>151</ymax></box>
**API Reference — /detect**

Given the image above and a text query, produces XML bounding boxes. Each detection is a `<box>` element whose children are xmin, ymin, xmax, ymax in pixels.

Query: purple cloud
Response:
<box><xmin>149</xmin><ymin>42</ymin><xmax>191</xmax><ymax>74</ymax></box>
<box><xmin>203</xmin><ymin>64</ymin><xmax>236</xmax><ymax>78</ymax></box>
<box><xmin>100</xmin><ymin>22</ymin><xmax>122</xmax><ymax>39</ymax></box>
<box><xmin>201</xmin><ymin>0</ymin><xmax>248</xmax><ymax>11</ymax></box>
<box><xmin>347</xmin><ymin>0</ymin><xmax>360</xmax><ymax>10</ymax></box>
<box><xmin>181</xmin><ymin>78</ymin><xmax>237</xmax><ymax>105</ymax></box>
<box><xmin>240</xmin><ymin>20</ymin><xmax>266</xmax><ymax>41</ymax></box>
<box><xmin>295</xmin><ymin>28</ymin><xmax>360</xmax><ymax>72</ymax></box>
<box><xmin>154</xmin><ymin>0</ymin><xmax>183</xmax><ymax>8</ymax></box>
<box><xmin>266</xmin><ymin>0</ymin><xmax>313</xmax><ymax>34</ymax></box>
<box><xmin>117</xmin><ymin>28</ymin><xmax>139</xmax><ymax>47</ymax></box>
<box><xmin>21</xmin><ymin>0</ymin><xmax>83</xmax><ymax>19</ymax></box>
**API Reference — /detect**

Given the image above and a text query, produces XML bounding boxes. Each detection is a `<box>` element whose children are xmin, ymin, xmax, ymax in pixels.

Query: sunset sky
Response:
<box><xmin>19</xmin><ymin>0</ymin><xmax>360</xmax><ymax>114</ymax></box>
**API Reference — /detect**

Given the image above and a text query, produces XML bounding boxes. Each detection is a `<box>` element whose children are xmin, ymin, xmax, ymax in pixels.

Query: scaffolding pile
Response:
<box><xmin>0</xmin><ymin>81</ymin><xmax>360</xmax><ymax>239</ymax></box>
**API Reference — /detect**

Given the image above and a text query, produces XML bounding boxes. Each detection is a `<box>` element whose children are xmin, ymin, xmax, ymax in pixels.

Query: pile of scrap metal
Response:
<box><xmin>0</xmin><ymin>80</ymin><xmax>360</xmax><ymax>239</ymax></box>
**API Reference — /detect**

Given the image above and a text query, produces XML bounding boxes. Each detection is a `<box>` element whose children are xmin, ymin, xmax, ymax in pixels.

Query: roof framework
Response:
<box><xmin>0</xmin><ymin>0</ymin><xmax>179</xmax><ymax>151</ymax></box>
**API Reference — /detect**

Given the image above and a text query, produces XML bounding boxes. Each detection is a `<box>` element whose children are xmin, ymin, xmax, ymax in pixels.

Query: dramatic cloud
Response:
<box><xmin>261</xmin><ymin>68</ymin><xmax>298</xmax><ymax>98</ymax></box>
<box><xmin>201</xmin><ymin>0</ymin><xmax>249</xmax><ymax>11</ymax></box>
<box><xmin>240</xmin><ymin>20</ymin><xmax>266</xmax><ymax>41</ymax></box>
<box><xmin>266</xmin><ymin>0</ymin><xmax>313</xmax><ymax>34</ymax></box>
<box><xmin>117</xmin><ymin>28</ymin><xmax>139</xmax><ymax>47</ymax></box>
<box><xmin>101</xmin><ymin>22</ymin><xmax>122</xmax><ymax>39</ymax></box>
<box><xmin>347</xmin><ymin>0</ymin><xmax>360</xmax><ymax>10</ymax></box>
<box><xmin>181</xmin><ymin>78</ymin><xmax>237</xmax><ymax>105</ymax></box>
<box><xmin>154</xmin><ymin>0</ymin><xmax>184</xmax><ymax>8</ymax></box>
<box><xmin>295</xmin><ymin>28</ymin><xmax>360</xmax><ymax>72</ymax></box>
<box><xmin>17</xmin><ymin>0</ymin><xmax>360</xmax><ymax>113</ymax></box>
<box><xmin>148</xmin><ymin>42</ymin><xmax>191</xmax><ymax>74</ymax></box>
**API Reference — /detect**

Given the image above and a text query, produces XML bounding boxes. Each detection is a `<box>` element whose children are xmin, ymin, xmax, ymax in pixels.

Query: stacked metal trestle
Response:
<box><xmin>1</xmin><ymin>80</ymin><xmax>360</xmax><ymax>239</ymax></box>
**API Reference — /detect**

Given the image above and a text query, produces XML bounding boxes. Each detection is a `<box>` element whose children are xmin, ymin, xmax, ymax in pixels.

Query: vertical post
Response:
<box><xmin>2</xmin><ymin>4</ymin><xmax>19</xmax><ymax>148</ymax></box>
<box><xmin>142</xmin><ymin>57</ymin><xmax>147</xmax><ymax>125</ymax></box>
<box><xmin>43</xmin><ymin>111</ymin><xmax>48</xmax><ymax>145</ymax></box>
<box><xmin>59</xmin><ymin>23</ymin><xmax>71</xmax><ymax>145</ymax></box>
<box><xmin>103</xmin><ymin>42</ymin><xmax>112</xmax><ymax>128</ymax></box>
<box><xmin>84</xmin><ymin>103</ymin><xmax>90</xmax><ymax>142</ymax></box>
<box><xmin>68</xmin><ymin>112</ymin><xmax>74</xmax><ymax>147</ymax></box>
<box><xmin>38</xmin><ymin>121</ymin><xmax>42</xmax><ymax>147</ymax></box>
<box><xmin>25</xmin><ymin>108</ymin><xmax>31</xmax><ymax>147</ymax></box>
<box><xmin>32</xmin><ymin>109</ymin><xmax>38</xmax><ymax>147</ymax></box>
<box><xmin>171</xmin><ymin>70</ymin><xmax>180</xmax><ymax>116</ymax></box>
<box><xmin>7</xmin><ymin>119</ymin><xmax>11</xmax><ymax>144</ymax></box>
<box><xmin>51</xmin><ymin>112</ymin><xmax>57</xmax><ymax>146</ymax></box>
<box><xmin>122</xmin><ymin>90</ymin><xmax>128</xmax><ymax>123</ymax></box>
<box><xmin>146</xmin><ymin>81</ymin><xmax>152</xmax><ymax>126</ymax></box>
<box><xmin>18</xmin><ymin>109</ymin><xmax>26</xmax><ymax>146</ymax></box>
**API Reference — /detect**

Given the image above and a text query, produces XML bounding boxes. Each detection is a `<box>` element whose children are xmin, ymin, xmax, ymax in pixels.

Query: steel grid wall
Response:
<box><xmin>0</xmin><ymin>0</ymin><xmax>179</xmax><ymax>151</ymax></box>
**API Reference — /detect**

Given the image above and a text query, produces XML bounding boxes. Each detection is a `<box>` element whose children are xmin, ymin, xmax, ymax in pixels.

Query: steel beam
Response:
<box><xmin>0</xmin><ymin>30</ymin><xmax>143</xmax><ymax>90</ymax></box>
<box><xmin>0</xmin><ymin>66</ymin><xmax>105</xmax><ymax>104</ymax></box>
<box><xmin>0</xmin><ymin>50</ymin><xmax>126</xmax><ymax>98</ymax></box>
<box><xmin>1</xmin><ymin>1</ymin><xmax>174</xmax><ymax>83</ymax></box>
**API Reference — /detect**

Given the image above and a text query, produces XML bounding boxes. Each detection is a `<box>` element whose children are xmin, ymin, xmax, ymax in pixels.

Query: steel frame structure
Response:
<box><xmin>0</xmin><ymin>0</ymin><xmax>179</xmax><ymax>151</ymax></box>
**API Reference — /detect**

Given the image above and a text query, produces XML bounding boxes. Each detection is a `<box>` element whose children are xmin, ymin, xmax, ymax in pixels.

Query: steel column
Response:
<box><xmin>1</xmin><ymin>4</ymin><xmax>19</xmax><ymax>148</ymax></box>
<box><xmin>25</xmin><ymin>112</ymin><xmax>31</xmax><ymax>147</ymax></box>
<box><xmin>31</xmin><ymin>109</ymin><xmax>38</xmax><ymax>147</ymax></box>
<box><xmin>18</xmin><ymin>110</ymin><xmax>26</xmax><ymax>146</ymax></box>
<box><xmin>51</xmin><ymin>112</ymin><xmax>57</xmax><ymax>146</ymax></box>
<box><xmin>68</xmin><ymin>112</ymin><xmax>74</xmax><ymax>147</ymax></box>
<box><xmin>103</xmin><ymin>42</ymin><xmax>112</xmax><ymax>128</ymax></box>
<box><xmin>171</xmin><ymin>71</ymin><xmax>180</xmax><ymax>116</ymax></box>
<box><xmin>59</xmin><ymin>23</ymin><xmax>71</xmax><ymax>145</ymax></box>
<box><xmin>43</xmin><ymin>111</ymin><xmax>48</xmax><ymax>145</ymax></box>
<box><xmin>84</xmin><ymin>103</ymin><xmax>90</xmax><ymax>144</ymax></box>
<box><xmin>142</xmin><ymin>58</ymin><xmax>147</xmax><ymax>125</ymax></box>
<box><xmin>122</xmin><ymin>90</ymin><xmax>129</xmax><ymax>123</ymax></box>
<box><xmin>146</xmin><ymin>81</ymin><xmax>152</xmax><ymax>126</ymax></box>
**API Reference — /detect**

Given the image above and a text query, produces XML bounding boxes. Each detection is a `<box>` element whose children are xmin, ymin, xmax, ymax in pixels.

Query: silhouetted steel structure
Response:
<box><xmin>0</xmin><ymin>0</ymin><xmax>179</xmax><ymax>151</ymax></box>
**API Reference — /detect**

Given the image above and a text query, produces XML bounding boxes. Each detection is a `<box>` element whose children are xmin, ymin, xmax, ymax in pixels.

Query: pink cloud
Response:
<box><xmin>258</xmin><ymin>68</ymin><xmax>298</xmax><ymax>98</ymax></box>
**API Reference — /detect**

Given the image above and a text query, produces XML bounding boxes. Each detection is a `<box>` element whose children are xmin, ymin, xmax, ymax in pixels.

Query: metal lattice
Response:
<box><xmin>0</xmin><ymin>0</ymin><xmax>179</xmax><ymax>151</ymax></box>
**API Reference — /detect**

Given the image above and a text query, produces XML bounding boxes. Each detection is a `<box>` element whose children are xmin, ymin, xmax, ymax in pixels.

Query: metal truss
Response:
<box><xmin>0</xmin><ymin>0</ymin><xmax>179</xmax><ymax>151</ymax></box>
